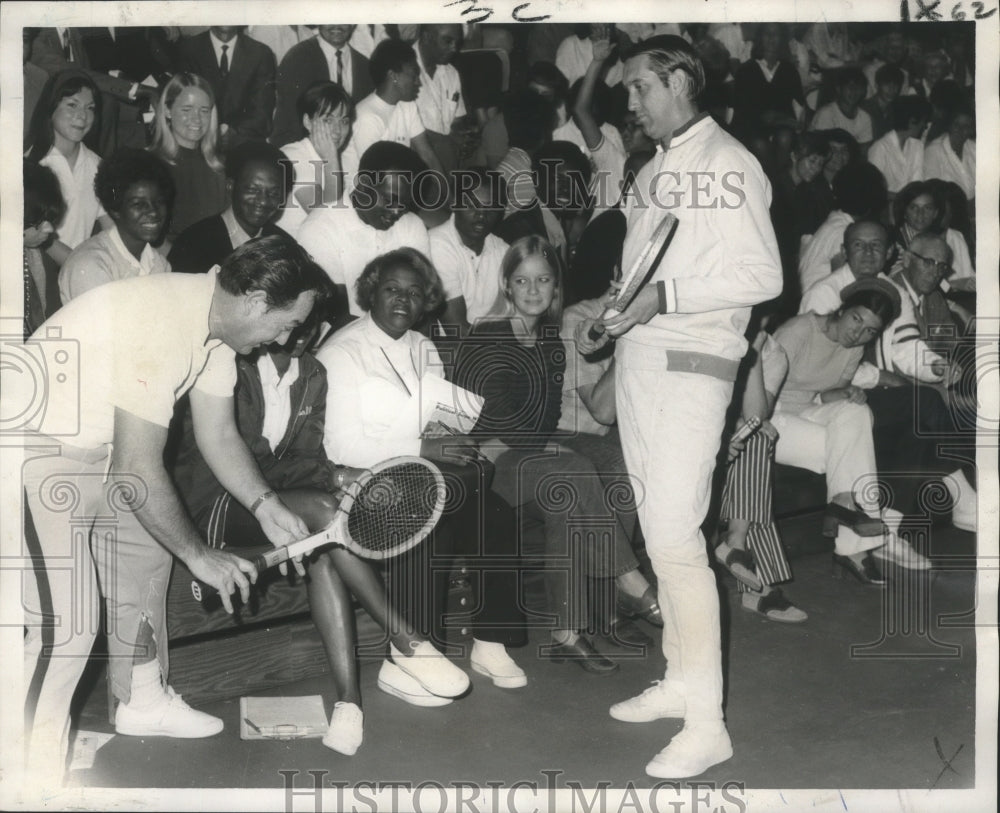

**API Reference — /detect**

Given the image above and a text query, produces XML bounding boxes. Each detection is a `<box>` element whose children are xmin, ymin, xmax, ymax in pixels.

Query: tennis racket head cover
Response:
<box><xmin>338</xmin><ymin>455</ymin><xmax>446</xmax><ymax>560</ymax></box>
<box><xmin>611</xmin><ymin>211</ymin><xmax>679</xmax><ymax>312</ymax></box>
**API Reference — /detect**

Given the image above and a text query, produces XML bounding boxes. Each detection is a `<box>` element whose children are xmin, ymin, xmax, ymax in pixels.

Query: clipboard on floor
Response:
<box><xmin>239</xmin><ymin>695</ymin><xmax>328</xmax><ymax>740</ymax></box>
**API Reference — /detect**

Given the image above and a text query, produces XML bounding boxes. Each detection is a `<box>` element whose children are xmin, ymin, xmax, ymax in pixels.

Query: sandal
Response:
<box><xmin>826</xmin><ymin>502</ymin><xmax>886</xmax><ymax>537</ymax></box>
<box><xmin>714</xmin><ymin>541</ymin><xmax>763</xmax><ymax>591</ymax></box>
<box><xmin>741</xmin><ymin>589</ymin><xmax>807</xmax><ymax>623</ymax></box>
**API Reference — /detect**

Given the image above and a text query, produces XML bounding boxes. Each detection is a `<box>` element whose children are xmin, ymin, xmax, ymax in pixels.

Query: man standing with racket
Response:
<box><xmin>17</xmin><ymin>236</ymin><xmax>330</xmax><ymax>777</ymax></box>
<box><xmin>577</xmin><ymin>35</ymin><xmax>782</xmax><ymax>778</ymax></box>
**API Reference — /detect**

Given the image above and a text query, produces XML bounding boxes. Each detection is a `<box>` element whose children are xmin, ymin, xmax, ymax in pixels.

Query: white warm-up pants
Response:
<box><xmin>771</xmin><ymin>400</ymin><xmax>884</xmax><ymax>556</ymax></box>
<box><xmin>22</xmin><ymin>445</ymin><xmax>172</xmax><ymax>775</ymax></box>
<box><xmin>615</xmin><ymin>363</ymin><xmax>732</xmax><ymax>723</ymax></box>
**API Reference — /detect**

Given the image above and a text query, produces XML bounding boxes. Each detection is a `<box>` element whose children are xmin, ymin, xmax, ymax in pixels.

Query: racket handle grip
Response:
<box><xmin>587</xmin><ymin>323</ymin><xmax>606</xmax><ymax>342</ymax></box>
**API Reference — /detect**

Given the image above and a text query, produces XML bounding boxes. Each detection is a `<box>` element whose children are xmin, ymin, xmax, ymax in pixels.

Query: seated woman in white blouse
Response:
<box><xmin>316</xmin><ymin>247</ymin><xmax>529</xmax><ymax>701</ymax></box>
<box><xmin>25</xmin><ymin>69</ymin><xmax>114</xmax><ymax>265</ymax></box>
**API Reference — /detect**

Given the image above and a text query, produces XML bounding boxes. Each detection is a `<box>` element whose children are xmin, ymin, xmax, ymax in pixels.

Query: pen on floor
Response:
<box><xmin>434</xmin><ymin>421</ymin><xmax>489</xmax><ymax>463</ymax></box>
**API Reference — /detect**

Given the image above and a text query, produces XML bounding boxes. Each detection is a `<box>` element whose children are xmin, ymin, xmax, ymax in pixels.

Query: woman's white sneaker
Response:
<box><xmin>390</xmin><ymin>641</ymin><xmax>470</xmax><ymax>697</ymax></box>
<box><xmin>470</xmin><ymin>640</ymin><xmax>527</xmax><ymax>688</ymax></box>
<box><xmin>377</xmin><ymin>661</ymin><xmax>453</xmax><ymax>707</ymax></box>
<box><xmin>323</xmin><ymin>702</ymin><xmax>363</xmax><ymax>756</ymax></box>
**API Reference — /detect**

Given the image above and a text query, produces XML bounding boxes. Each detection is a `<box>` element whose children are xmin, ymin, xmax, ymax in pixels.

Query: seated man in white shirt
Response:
<box><xmin>864</xmin><ymin>232</ymin><xmax>977</xmax><ymax>532</ymax></box>
<box><xmin>298</xmin><ymin>140</ymin><xmax>430</xmax><ymax>318</ymax></box>
<box><xmin>414</xmin><ymin>24</ymin><xmax>466</xmax><ymax>136</ymax></box>
<box><xmin>798</xmin><ymin>161</ymin><xmax>887</xmax><ymax>293</ymax></box>
<box><xmin>800</xmin><ymin>220</ymin><xmax>892</xmax><ymax>316</ymax></box>
<box><xmin>429</xmin><ymin>167</ymin><xmax>509</xmax><ymax>336</ymax></box>
<box><xmin>867</xmin><ymin>96</ymin><xmax>930</xmax><ymax>199</ymax></box>
<box><xmin>59</xmin><ymin>147</ymin><xmax>174</xmax><ymax>304</ymax></box>
<box><xmin>810</xmin><ymin>68</ymin><xmax>874</xmax><ymax>150</ymax></box>
<box><xmin>924</xmin><ymin>104</ymin><xmax>975</xmax><ymax>205</ymax></box>
<box><xmin>340</xmin><ymin>39</ymin><xmax>444</xmax><ymax>191</ymax></box>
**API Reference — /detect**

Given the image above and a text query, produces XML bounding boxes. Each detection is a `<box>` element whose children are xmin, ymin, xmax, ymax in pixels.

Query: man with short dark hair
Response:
<box><xmin>168</xmin><ymin>141</ymin><xmax>293</xmax><ymax>274</ymax></box>
<box><xmin>575</xmin><ymin>35</ymin><xmax>782</xmax><ymax>778</ymax></box>
<box><xmin>16</xmin><ymin>236</ymin><xmax>330</xmax><ymax>777</ymax></box>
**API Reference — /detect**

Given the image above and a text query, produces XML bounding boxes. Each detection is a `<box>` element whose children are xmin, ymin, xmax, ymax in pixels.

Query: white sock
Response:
<box><xmin>127</xmin><ymin>660</ymin><xmax>164</xmax><ymax>710</ymax></box>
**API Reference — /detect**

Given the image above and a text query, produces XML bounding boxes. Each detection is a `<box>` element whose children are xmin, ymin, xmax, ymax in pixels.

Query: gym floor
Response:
<box><xmin>66</xmin><ymin>514</ymin><xmax>978</xmax><ymax>794</ymax></box>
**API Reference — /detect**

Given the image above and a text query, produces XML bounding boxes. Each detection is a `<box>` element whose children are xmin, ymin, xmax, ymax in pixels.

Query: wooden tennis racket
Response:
<box><xmin>588</xmin><ymin>211</ymin><xmax>679</xmax><ymax>341</ymax></box>
<box><xmin>190</xmin><ymin>456</ymin><xmax>446</xmax><ymax>602</ymax></box>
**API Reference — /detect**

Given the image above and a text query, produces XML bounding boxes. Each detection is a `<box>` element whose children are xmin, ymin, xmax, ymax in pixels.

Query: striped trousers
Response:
<box><xmin>719</xmin><ymin>431</ymin><xmax>793</xmax><ymax>593</ymax></box>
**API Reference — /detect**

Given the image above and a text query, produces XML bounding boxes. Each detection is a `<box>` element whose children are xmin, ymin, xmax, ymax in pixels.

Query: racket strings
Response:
<box><xmin>347</xmin><ymin>463</ymin><xmax>441</xmax><ymax>554</ymax></box>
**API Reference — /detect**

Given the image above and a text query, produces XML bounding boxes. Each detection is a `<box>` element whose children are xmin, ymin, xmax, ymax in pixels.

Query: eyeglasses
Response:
<box><xmin>908</xmin><ymin>249</ymin><xmax>953</xmax><ymax>278</ymax></box>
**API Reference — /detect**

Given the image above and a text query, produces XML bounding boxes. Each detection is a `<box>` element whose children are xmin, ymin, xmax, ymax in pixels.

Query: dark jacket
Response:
<box><xmin>272</xmin><ymin>39</ymin><xmax>373</xmax><ymax>147</ymax></box>
<box><xmin>168</xmin><ymin>214</ymin><xmax>291</xmax><ymax>274</ymax></box>
<box><xmin>178</xmin><ymin>32</ymin><xmax>276</xmax><ymax>144</ymax></box>
<box><xmin>173</xmin><ymin>351</ymin><xmax>334</xmax><ymax>529</ymax></box>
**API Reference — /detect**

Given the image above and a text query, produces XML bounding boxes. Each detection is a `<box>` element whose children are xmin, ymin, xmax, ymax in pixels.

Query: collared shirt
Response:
<box><xmin>59</xmin><ymin>226</ymin><xmax>172</xmax><ymax>305</ymax></box>
<box><xmin>619</xmin><ymin>113</ymin><xmax>782</xmax><ymax>361</ymax></box>
<box><xmin>316</xmin><ymin>313</ymin><xmax>445</xmax><ymax>468</ymax></box>
<box><xmin>756</xmin><ymin>59</ymin><xmax>779</xmax><ymax>83</ymax></box>
<box><xmin>257</xmin><ymin>353</ymin><xmax>300</xmax><ymax>452</ymax></box>
<box><xmin>340</xmin><ymin>92</ymin><xmax>426</xmax><ymax>190</ymax></box>
<box><xmin>551</xmin><ymin>119</ymin><xmax>627</xmax><ymax>215</ymax></box>
<box><xmin>316</xmin><ymin>36</ymin><xmax>353</xmax><ymax>95</ymax></box>
<box><xmin>277</xmin><ymin>136</ymin><xmax>324</xmax><ymax>238</ymax></box>
<box><xmin>497</xmin><ymin>147</ymin><xmax>536</xmax><ymax>217</ymax></box>
<box><xmin>924</xmin><ymin>133</ymin><xmax>976</xmax><ymax>201</ymax></box>
<box><xmin>414</xmin><ymin>45</ymin><xmax>466</xmax><ymax>135</ymax></box>
<box><xmin>428</xmin><ymin>215</ymin><xmax>509</xmax><ymax>322</ymax></box>
<box><xmin>297</xmin><ymin>195</ymin><xmax>429</xmax><ymax>316</ymax></box>
<box><xmin>23</xmin><ymin>268</ymin><xmax>235</xmax><ymax>448</ymax></box>
<box><xmin>39</xmin><ymin>145</ymin><xmax>105</xmax><ymax>249</ymax></box>
<box><xmin>868</xmin><ymin>131</ymin><xmax>924</xmax><ymax>193</ymax></box>
<box><xmin>221</xmin><ymin>206</ymin><xmax>257</xmax><ymax>250</ymax></box>
<box><xmin>209</xmin><ymin>30</ymin><xmax>238</xmax><ymax>71</ymax></box>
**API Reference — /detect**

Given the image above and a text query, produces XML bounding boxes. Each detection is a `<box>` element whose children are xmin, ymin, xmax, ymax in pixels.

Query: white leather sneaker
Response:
<box><xmin>645</xmin><ymin>722</ymin><xmax>733</xmax><ymax>778</ymax></box>
<box><xmin>114</xmin><ymin>686</ymin><xmax>223</xmax><ymax>738</ymax></box>
<box><xmin>609</xmin><ymin>680</ymin><xmax>686</xmax><ymax>722</ymax></box>
<box><xmin>376</xmin><ymin>661</ymin><xmax>453</xmax><ymax>707</ymax></box>
<box><xmin>390</xmin><ymin>641</ymin><xmax>470</xmax><ymax>698</ymax></box>
<box><xmin>470</xmin><ymin>640</ymin><xmax>527</xmax><ymax>688</ymax></box>
<box><xmin>322</xmin><ymin>702</ymin><xmax>363</xmax><ymax>755</ymax></box>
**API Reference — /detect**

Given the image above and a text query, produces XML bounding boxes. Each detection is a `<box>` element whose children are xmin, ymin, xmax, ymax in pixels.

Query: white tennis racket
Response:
<box><xmin>191</xmin><ymin>456</ymin><xmax>446</xmax><ymax>601</ymax></box>
<box><xmin>588</xmin><ymin>211</ymin><xmax>679</xmax><ymax>341</ymax></box>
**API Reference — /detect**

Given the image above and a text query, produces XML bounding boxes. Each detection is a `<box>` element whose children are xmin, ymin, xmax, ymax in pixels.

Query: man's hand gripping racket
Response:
<box><xmin>191</xmin><ymin>456</ymin><xmax>447</xmax><ymax>602</ymax></box>
<box><xmin>586</xmin><ymin>212</ymin><xmax>679</xmax><ymax>343</ymax></box>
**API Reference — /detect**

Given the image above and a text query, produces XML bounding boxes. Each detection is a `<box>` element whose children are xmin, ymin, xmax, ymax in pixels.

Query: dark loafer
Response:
<box><xmin>545</xmin><ymin>636</ymin><xmax>620</xmax><ymax>675</ymax></box>
<box><xmin>616</xmin><ymin>586</ymin><xmax>664</xmax><ymax>627</ymax></box>
<box><xmin>832</xmin><ymin>553</ymin><xmax>886</xmax><ymax>586</ymax></box>
<box><xmin>605</xmin><ymin>615</ymin><xmax>654</xmax><ymax>648</ymax></box>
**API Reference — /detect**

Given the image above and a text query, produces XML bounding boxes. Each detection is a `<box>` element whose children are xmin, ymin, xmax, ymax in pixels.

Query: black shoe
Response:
<box><xmin>605</xmin><ymin>615</ymin><xmax>653</xmax><ymax>648</ymax></box>
<box><xmin>826</xmin><ymin>503</ymin><xmax>885</xmax><ymax>537</ymax></box>
<box><xmin>832</xmin><ymin>553</ymin><xmax>886</xmax><ymax>586</ymax></box>
<box><xmin>616</xmin><ymin>586</ymin><xmax>664</xmax><ymax>627</ymax></box>
<box><xmin>544</xmin><ymin>636</ymin><xmax>620</xmax><ymax>675</ymax></box>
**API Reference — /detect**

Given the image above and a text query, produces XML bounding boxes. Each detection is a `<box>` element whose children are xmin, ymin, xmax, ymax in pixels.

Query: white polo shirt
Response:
<box><xmin>923</xmin><ymin>134</ymin><xmax>975</xmax><ymax>201</ymax></box>
<box><xmin>59</xmin><ymin>226</ymin><xmax>171</xmax><ymax>305</ymax></box>
<box><xmin>340</xmin><ymin>92</ymin><xmax>426</xmax><ymax>188</ymax></box>
<box><xmin>39</xmin><ymin>145</ymin><xmax>105</xmax><ymax>249</ymax></box>
<box><xmin>415</xmin><ymin>46</ymin><xmax>466</xmax><ymax>135</ymax></box>
<box><xmin>867</xmin><ymin>131</ymin><xmax>924</xmax><ymax>193</ymax></box>
<box><xmin>428</xmin><ymin>215</ymin><xmax>509</xmax><ymax>323</ymax></box>
<box><xmin>25</xmin><ymin>269</ymin><xmax>235</xmax><ymax>448</ymax></box>
<box><xmin>297</xmin><ymin>194</ymin><xmax>429</xmax><ymax>316</ymax></box>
